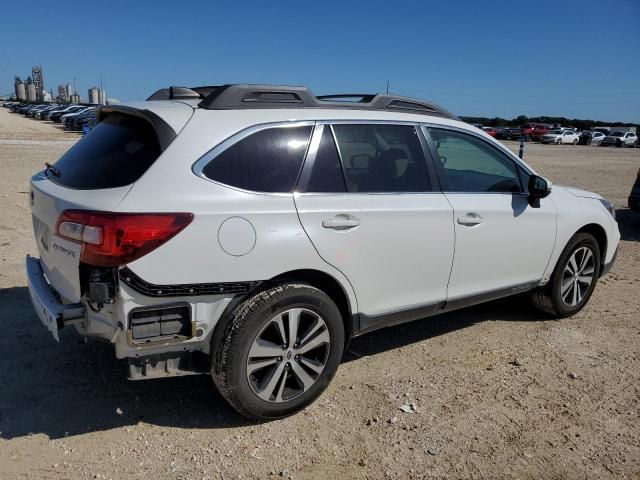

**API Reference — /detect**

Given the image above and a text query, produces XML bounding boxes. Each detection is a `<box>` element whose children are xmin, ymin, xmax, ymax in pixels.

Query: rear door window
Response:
<box><xmin>51</xmin><ymin>113</ymin><xmax>161</xmax><ymax>189</ymax></box>
<box><xmin>202</xmin><ymin>126</ymin><xmax>312</xmax><ymax>193</ymax></box>
<box><xmin>330</xmin><ymin>124</ymin><xmax>431</xmax><ymax>193</ymax></box>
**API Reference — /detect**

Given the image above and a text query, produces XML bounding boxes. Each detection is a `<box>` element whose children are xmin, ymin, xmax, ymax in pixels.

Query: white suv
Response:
<box><xmin>26</xmin><ymin>84</ymin><xmax>620</xmax><ymax>419</ymax></box>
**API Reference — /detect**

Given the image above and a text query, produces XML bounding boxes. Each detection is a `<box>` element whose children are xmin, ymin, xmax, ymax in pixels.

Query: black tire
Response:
<box><xmin>556</xmin><ymin>138</ymin><xmax>562</xmax><ymax>145</ymax></box>
<box><xmin>531</xmin><ymin>233</ymin><xmax>601</xmax><ymax>318</ymax></box>
<box><xmin>573</xmin><ymin>139</ymin><xmax>578</xmax><ymax>145</ymax></box>
<box><xmin>211</xmin><ymin>282</ymin><xmax>345</xmax><ymax>420</ymax></box>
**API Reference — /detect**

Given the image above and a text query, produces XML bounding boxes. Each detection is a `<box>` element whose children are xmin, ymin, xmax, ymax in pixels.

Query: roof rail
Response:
<box><xmin>196</xmin><ymin>84</ymin><xmax>458</xmax><ymax>119</ymax></box>
<box><xmin>146</xmin><ymin>86</ymin><xmax>202</xmax><ymax>101</ymax></box>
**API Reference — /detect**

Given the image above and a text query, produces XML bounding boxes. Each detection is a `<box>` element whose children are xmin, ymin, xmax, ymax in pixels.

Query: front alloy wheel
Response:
<box><xmin>560</xmin><ymin>246</ymin><xmax>596</xmax><ymax>307</ymax></box>
<box><xmin>531</xmin><ymin>233</ymin><xmax>601</xmax><ymax>317</ymax></box>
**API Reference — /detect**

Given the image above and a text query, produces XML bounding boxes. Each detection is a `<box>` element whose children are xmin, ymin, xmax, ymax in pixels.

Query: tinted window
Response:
<box><xmin>332</xmin><ymin>124</ymin><xmax>430</xmax><ymax>193</ymax></box>
<box><xmin>427</xmin><ymin>128</ymin><xmax>522</xmax><ymax>193</ymax></box>
<box><xmin>305</xmin><ymin>127</ymin><xmax>347</xmax><ymax>193</ymax></box>
<box><xmin>51</xmin><ymin>113</ymin><xmax>161</xmax><ymax>189</ymax></box>
<box><xmin>203</xmin><ymin>126</ymin><xmax>312</xmax><ymax>193</ymax></box>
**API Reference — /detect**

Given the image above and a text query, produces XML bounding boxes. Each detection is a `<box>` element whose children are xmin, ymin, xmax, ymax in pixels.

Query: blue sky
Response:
<box><xmin>1</xmin><ymin>0</ymin><xmax>639</xmax><ymax>122</ymax></box>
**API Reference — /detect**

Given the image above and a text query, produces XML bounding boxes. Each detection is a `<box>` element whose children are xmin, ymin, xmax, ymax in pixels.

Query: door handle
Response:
<box><xmin>457</xmin><ymin>213</ymin><xmax>483</xmax><ymax>226</ymax></box>
<box><xmin>322</xmin><ymin>216</ymin><xmax>360</xmax><ymax>230</ymax></box>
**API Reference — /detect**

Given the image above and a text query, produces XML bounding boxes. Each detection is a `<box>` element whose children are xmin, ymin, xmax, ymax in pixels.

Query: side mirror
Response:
<box><xmin>528</xmin><ymin>175</ymin><xmax>551</xmax><ymax>208</ymax></box>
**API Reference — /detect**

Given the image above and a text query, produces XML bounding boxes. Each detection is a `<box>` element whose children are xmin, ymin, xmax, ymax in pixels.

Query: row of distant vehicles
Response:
<box><xmin>475</xmin><ymin>123</ymin><xmax>638</xmax><ymax>148</ymax></box>
<box><xmin>3</xmin><ymin>101</ymin><xmax>96</xmax><ymax>132</ymax></box>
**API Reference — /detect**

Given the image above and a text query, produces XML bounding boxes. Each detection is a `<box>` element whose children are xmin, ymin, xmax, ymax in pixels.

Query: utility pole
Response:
<box><xmin>386</xmin><ymin>80</ymin><xmax>390</xmax><ymax>94</ymax></box>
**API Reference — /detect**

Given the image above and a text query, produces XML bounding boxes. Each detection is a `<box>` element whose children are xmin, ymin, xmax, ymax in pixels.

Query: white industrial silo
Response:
<box><xmin>88</xmin><ymin>87</ymin><xmax>100</xmax><ymax>104</ymax></box>
<box><xmin>26</xmin><ymin>82</ymin><xmax>37</xmax><ymax>102</ymax></box>
<box><xmin>15</xmin><ymin>81</ymin><xmax>26</xmax><ymax>101</ymax></box>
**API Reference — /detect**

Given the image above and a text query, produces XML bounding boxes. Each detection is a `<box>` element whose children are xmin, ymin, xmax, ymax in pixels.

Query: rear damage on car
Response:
<box><xmin>26</xmin><ymin>100</ymin><xmax>223</xmax><ymax>379</ymax></box>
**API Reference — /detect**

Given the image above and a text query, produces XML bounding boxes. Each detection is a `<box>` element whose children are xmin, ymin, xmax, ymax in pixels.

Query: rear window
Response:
<box><xmin>51</xmin><ymin>113</ymin><xmax>161</xmax><ymax>189</ymax></box>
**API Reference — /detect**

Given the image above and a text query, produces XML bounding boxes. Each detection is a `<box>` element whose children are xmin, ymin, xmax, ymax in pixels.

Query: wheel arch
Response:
<box><xmin>269</xmin><ymin>269</ymin><xmax>356</xmax><ymax>339</ymax></box>
<box><xmin>574</xmin><ymin>223</ymin><xmax>607</xmax><ymax>275</ymax></box>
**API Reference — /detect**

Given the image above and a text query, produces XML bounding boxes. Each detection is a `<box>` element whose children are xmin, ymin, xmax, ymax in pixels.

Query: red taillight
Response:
<box><xmin>56</xmin><ymin>211</ymin><xmax>194</xmax><ymax>267</ymax></box>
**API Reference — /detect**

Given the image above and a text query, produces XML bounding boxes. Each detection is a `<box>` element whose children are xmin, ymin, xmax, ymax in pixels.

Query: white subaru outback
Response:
<box><xmin>26</xmin><ymin>84</ymin><xmax>620</xmax><ymax>420</ymax></box>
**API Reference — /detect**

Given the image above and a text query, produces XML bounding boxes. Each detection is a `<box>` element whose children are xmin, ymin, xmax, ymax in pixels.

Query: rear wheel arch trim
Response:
<box><xmin>269</xmin><ymin>269</ymin><xmax>357</xmax><ymax>338</ymax></box>
<box><xmin>210</xmin><ymin>268</ymin><xmax>358</xmax><ymax>354</ymax></box>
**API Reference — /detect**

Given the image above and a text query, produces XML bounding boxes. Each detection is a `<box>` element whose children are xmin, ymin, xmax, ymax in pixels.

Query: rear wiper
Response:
<box><xmin>44</xmin><ymin>162</ymin><xmax>61</xmax><ymax>178</ymax></box>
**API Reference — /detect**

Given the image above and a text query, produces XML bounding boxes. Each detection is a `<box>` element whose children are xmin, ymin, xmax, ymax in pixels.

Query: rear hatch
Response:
<box><xmin>31</xmin><ymin>103</ymin><xmax>193</xmax><ymax>302</ymax></box>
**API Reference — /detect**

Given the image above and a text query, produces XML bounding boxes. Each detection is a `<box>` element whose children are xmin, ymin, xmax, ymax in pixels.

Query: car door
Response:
<box><xmin>423</xmin><ymin>126</ymin><xmax>557</xmax><ymax>304</ymax></box>
<box><xmin>295</xmin><ymin>123</ymin><xmax>454</xmax><ymax>329</ymax></box>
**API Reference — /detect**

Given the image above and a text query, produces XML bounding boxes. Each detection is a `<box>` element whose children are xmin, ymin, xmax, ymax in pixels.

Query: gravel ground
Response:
<box><xmin>0</xmin><ymin>108</ymin><xmax>639</xmax><ymax>480</ymax></box>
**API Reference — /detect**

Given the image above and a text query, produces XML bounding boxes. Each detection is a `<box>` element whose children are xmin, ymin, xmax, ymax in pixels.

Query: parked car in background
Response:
<box><xmin>482</xmin><ymin>127</ymin><xmax>497</xmax><ymax>137</ymax></box>
<box><xmin>541</xmin><ymin>129</ymin><xmax>579</xmax><ymax>144</ymax></box>
<box><xmin>506</xmin><ymin>127</ymin><xmax>523</xmax><ymax>140</ymax></box>
<box><xmin>493</xmin><ymin>127</ymin><xmax>509</xmax><ymax>140</ymax></box>
<box><xmin>629</xmin><ymin>168</ymin><xmax>640</xmax><ymax>212</ymax></box>
<box><xmin>35</xmin><ymin>105</ymin><xmax>61</xmax><ymax>120</ymax></box>
<box><xmin>578</xmin><ymin>131</ymin><xmax>606</xmax><ymax>146</ymax></box>
<box><xmin>531</xmin><ymin>124</ymin><xmax>552</xmax><ymax>141</ymax></box>
<box><xmin>600</xmin><ymin>131</ymin><xmax>638</xmax><ymax>148</ymax></box>
<box><xmin>520</xmin><ymin>123</ymin><xmax>537</xmax><ymax>140</ymax></box>
<box><xmin>51</xmin><ymin>105</ymin><xmax>87</xmax><ymax>123</ymax></box>
<box><xmin>61</xmin><ymin>107</ymin><xmax>93</xmax><ymax>127</ymax></box>
<box><xmin>66</xmin><ymin>109</ymin><xmax>95</xmax><ymax>130</ymax></box>
<box><xmin>25</xmin><ymin>83</ymin><xmax>619</xmax><ymax>420</ymax></box>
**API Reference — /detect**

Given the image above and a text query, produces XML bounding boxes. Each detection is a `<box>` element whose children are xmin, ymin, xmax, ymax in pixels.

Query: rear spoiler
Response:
<box><xmin>95</xmin><ymin>105</ymin><xmax>177</xmax><ymax>151</ymax></box>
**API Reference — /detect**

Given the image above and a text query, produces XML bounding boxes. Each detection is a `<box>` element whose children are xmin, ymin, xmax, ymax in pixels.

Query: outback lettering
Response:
<box><xmin>52</xmin><ymin>243</ymin><xmax>76</xmax><ymax>258</ymax></box>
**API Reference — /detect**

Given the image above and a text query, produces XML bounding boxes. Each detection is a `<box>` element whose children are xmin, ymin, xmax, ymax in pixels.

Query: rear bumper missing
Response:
<box><xmin>26</xmin><ymin>255</ymin><xmax>85</xmax><ymax>341</ymax></box>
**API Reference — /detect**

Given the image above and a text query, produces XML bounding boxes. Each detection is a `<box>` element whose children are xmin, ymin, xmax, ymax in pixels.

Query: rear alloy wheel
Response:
<box><xmin>246</xmin><ymin>308</ymin><xmax>330</xmax><ymax>403</ymax></box>
<box><xmin>211</xmin><ymin>282</ymin><xmax>344</xmax><ymax>420</ymax></box>
<box><xmin>531</xmin><ymin>233</ymin><xmax>601</xmax><ymax>317</ymax></box>
<box><xmin>573</xmin><ymin>139</ymin><xmax>578</xmax><ymax>145</ymax></box>
<box><xmin>556</xmin><ymin>138</ymin><xmax>562</xmax><ymax>145</ymax></box>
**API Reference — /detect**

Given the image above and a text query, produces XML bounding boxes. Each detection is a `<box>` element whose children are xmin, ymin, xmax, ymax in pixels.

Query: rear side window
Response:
<box><xmin>202</xmin><ymin>126</ymin><xmax>312</xmax><ymax>193</ymax></box>
<box><xmin>331</xmin><ymin>124</ymin><xmax>431</xmax><ymax>193</ymax></box>
<box><xmin>51</xmin><ymin>113</ymin><xmax>161</xmax><ymax>189</ymax></box>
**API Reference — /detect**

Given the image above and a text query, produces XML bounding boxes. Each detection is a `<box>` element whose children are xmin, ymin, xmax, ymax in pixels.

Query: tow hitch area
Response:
<box><xmin>26</xmin><ymin>255</ymin><xmax>85</xmax><ymax>342</ymax></box>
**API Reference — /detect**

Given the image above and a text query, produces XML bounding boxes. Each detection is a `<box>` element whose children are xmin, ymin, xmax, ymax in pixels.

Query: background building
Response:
<box><xmin>25</xmin><ymin>77</ymin><xmax>37</xmax><ymax>102</ymax></box>
<box><xmin>88</xmin><ymin>87</ymin><xmax>99</xmax><ymax>104</ymax></box>
<box><xmin>88</xmin><ymin>86</ymin><xmax>107</xmax><ymax>105</ymax></box>
<box><xmin>57</xmin><ymin>84</ymin><xmax>69</xmax><ymax>102</ymax></box>
<box><xmin>14</xmin><ymin>77</ymin><xmax>26</xmax><ymax>101</ymax></box>
<box><xmin>31</xmin><ymin>66</ymin><xmax>44</xmax><ymax>101</ymax></box>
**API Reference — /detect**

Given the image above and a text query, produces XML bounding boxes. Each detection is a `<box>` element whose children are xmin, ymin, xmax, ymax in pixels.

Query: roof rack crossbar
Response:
<box><xmin>149</xmin><ymin>83</ymin><xmax>458</xmax><ymax>119</ymax></box>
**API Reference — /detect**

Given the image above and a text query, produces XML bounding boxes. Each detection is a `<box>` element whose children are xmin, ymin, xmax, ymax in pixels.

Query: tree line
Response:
<box><xmin>460</xmin><ymin>115</ymin><xmax>637</xmax><ymax>130</ymax></box>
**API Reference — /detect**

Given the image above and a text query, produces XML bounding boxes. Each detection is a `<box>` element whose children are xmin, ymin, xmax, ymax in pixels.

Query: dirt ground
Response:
<box><xmin>0</xmin><ymin>107</ymin><xmax>639</xmax><ymax>480</ymax></box>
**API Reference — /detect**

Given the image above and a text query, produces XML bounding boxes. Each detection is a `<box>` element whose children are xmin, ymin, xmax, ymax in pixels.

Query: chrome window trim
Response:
<box><xmin>191</xmin><ymin>120</ymin><xmax>316</xmax><ymax>196</ymax></box>
<box><xmin>191</xmin><ymin>118</ymin><xmax>533</xmax><ymax>197</ymax></box>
